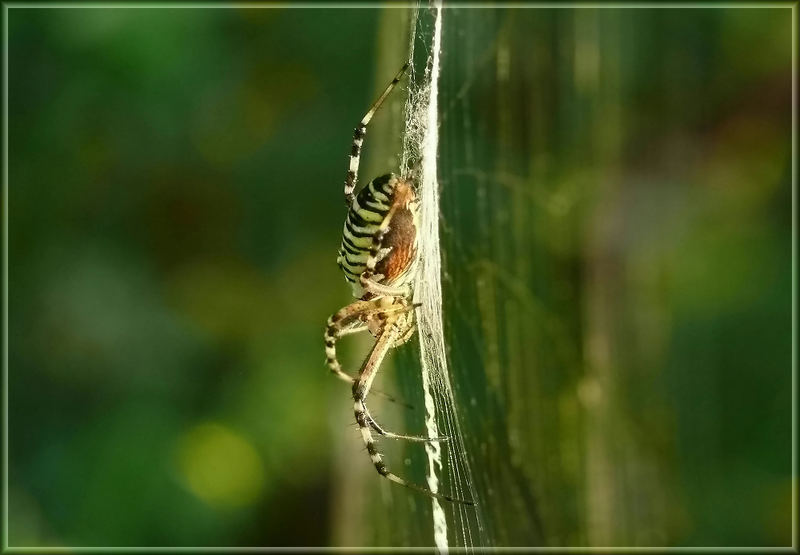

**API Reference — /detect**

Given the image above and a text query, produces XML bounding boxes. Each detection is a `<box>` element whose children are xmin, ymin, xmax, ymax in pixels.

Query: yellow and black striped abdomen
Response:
<box><xmin>337</xmin><ymin>174</ymin><xmax>394</xmax><ymax>287</ymax></box>
<box><xmin>337</xmin><ymin>173</ymin><xmax>418</xmax><ymax>298</ymax></box>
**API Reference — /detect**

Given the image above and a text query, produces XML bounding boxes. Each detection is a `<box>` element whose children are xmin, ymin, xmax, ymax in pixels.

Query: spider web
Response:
<box><xmin>365</xmin><ymin>5</ymin><xmax>733</xmax><ymax>549</ymax></box>
<box><xmin>399</xmin><ymin>3</ymin><xmax>489</xmax><ymax>550</ymax></box>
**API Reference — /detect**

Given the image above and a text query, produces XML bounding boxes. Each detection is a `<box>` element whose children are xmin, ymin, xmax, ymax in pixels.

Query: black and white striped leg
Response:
<box><xmin>344</xmin><ymin>62</ymin><xmax>410</xmax><ymax>206</ymax></box>
<box><xmin>325</xmin><ymin>300</ymin><xmax>416</xmax><ymax>407</ymax></box>
<box><xmin>325</xmin><ymin>299</ymin><xmax>383</xmax><ymax>384</ymax></box>
<box><xmin>325</xmin><ymin>299</ymin><xmax>419</xmax><ymax>383</ymax></box>
<box><xmin>363</xmin><ymin>405</ymin><xmax>449</xmax><ymax>443</ymax></box>
<box><xmin>353</xmin><ymin>324</ymin><xmax>474</xmax><ymax>506</ymax></box>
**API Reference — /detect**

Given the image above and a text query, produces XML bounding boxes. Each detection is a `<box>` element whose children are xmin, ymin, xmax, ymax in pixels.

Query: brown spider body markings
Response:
<box><xmin>324</xmin><ymin>64</ymin><xmax>473</xmax><ymax>506</ymax></box>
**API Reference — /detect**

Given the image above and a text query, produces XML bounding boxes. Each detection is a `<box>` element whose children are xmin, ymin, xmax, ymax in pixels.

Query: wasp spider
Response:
<box><xmin>324</xmin><ymin>63</ymin><xmax>473</xmax><ymax>506</ymax></box>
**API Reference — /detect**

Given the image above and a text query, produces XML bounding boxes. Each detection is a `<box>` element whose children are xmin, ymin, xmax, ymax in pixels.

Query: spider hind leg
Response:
<box><xmin>363</xmin><ymin>405</ymin><xmax>448</xmax><ymax>443</ymax></box>
<box><xmin>352</xmin><ymin>323</ymin><xmax>473</xmax><ymax>506</ymax></box>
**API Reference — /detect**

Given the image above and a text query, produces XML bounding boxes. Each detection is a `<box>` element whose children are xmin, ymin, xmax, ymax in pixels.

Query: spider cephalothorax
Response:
<box><xmin>323</xmin><ymin>63</ymin><xmax>472</xmax><ymax>505</ymax></box>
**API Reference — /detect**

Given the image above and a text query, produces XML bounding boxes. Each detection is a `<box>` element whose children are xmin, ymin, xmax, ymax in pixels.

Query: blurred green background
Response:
<box><xmin>6</xmin><ymin>6</ymin><xmax>793</xmax><ymax>548</ymax></box>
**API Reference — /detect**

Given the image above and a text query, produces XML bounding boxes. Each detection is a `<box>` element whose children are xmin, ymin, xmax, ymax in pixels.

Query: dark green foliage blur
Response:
<box><xmin>429</xmin><ymin>8</ymin><xmax>791</xmax><ymax>547</ymax></box>
<box><xmin>8</xmin><ymin>7</ymin><xmax>383</xmax><ymax>547</ymax></box>
<box><xmin>6</xmin><ymin>6</ymin><xmax>793</xmax><ymax>548</ymax></box>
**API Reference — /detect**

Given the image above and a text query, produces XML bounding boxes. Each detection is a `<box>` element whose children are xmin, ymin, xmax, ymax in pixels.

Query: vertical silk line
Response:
<box><xmin>413</xmin><ymin>2</ymin><xmax>448</xmax><ymax>552</ymax></box>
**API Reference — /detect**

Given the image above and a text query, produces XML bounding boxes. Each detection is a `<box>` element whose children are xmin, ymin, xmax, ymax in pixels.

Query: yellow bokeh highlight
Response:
<box><xmin>176</xmin><ymin>423</ymin><xmax>265</xmax><ymax>508</ymax></box>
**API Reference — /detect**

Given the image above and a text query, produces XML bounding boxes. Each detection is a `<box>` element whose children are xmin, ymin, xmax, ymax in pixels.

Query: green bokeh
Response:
<box><xmin>6</xmin><ymin>6</ymin><xmax>793</xmax><ymax>548</ymax></box>
<box><xmin>9</xmin><ymin>7</ymin><xmax>381</xmax><ymax>547</ymax></box>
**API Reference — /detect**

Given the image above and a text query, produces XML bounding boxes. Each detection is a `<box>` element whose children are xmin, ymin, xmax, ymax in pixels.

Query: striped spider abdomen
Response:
<box><xmin>337</xmin><ymin>174</ymin><xmax>419</xmax><ymax>299</ymax></box>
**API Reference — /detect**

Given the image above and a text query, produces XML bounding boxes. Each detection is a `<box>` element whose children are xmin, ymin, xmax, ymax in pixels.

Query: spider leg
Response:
<box><xmin>325</xmin><ymin>299</ymin><xmax>416</xmax><ymax>383</ymax></box>
<box><xmin>344</xmin><ymin>62</ymin><xmax>410</xmax><ymax>207</ymax></box>
<box><xmin>337</xmin><ymin>320</ymin><xmax>369</xmax><ymax>338</ymax></box>
<box><xmin>325</xmin><ymin>299</ymin><xmax>380</xmax><ymax>385</ymax></box>
<box><xmin>353</xmin><ymin>322</ymin><xmax>474</xmax><ymax>506</ymax></box>
<box><xmin>325</xmin><ymin>300</ymin><xmax>416</xmax><ymax>408</ymax></box>
<box><xmin>358</xmin><ymin>308</ymin><xmax>443</xmax><ymax>441</ymax></box>
<box><xmin>363</xmin><ymin>405</ymin><xmax>449</xmax><ymax>443</ymax></box>
<box><xmin>360</xmin><ymin>276</ymin><xmax>411</xmax><ymax>298</ymax></box>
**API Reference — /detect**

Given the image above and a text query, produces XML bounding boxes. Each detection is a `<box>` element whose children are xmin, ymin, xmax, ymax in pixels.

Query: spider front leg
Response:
<box><xmin>344</xmin><ymin>62</ymin><xmax>410</xmax><ymax>206</ymax></box>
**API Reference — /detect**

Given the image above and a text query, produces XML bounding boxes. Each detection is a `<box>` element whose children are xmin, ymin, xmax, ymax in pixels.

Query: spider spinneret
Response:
<box><xmin>323</xmin><ymin>62</ymin><xmax>473</xmax><ymax>506</ymax></box>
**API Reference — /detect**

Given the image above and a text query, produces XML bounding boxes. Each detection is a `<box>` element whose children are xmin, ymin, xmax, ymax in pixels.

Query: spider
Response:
<box><xmin>324</xmin><ymin>63</ymin><xmax>473</xmax><ymax>506</ymax></box>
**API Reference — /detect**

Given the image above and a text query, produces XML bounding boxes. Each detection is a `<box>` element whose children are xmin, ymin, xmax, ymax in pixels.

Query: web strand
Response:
<box><xmin>403</xmin><ymin>2</ymin><xmax>485</xmax><ymax>550</ymax></box>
